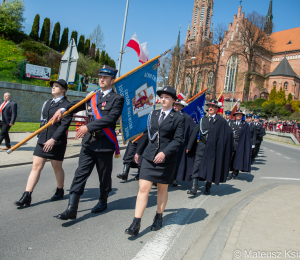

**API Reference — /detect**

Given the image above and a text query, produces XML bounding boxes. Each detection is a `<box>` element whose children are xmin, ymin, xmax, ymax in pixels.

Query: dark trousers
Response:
<box><xmin>69</xmin><ymin>146</ymin><xmax>114</xmax><ymax>196</ymax></box>
<box><xmin>0</xmin><ymin>123</ymin><xmax>11</xmax><ymax>148</ymax></box>
<box><xmin>254</xmin><ymin>143</ymin><xmax>261</xmax><ymax>158</ymax></box>
<box><xmin>191</xmin><ymin>141</ymin><xmax>205</xmax><ymax>179</ymax></box>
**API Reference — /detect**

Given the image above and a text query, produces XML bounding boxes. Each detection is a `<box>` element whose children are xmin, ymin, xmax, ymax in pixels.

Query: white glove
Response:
<box><xmin>252</xmin><ymin>145</ymin><xmax>255</xmax><ymax>148</ymax></box>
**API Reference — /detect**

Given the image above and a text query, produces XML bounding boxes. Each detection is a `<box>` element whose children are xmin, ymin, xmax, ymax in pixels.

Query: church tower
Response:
<box><xmin>185</xmin><ymin>0</ymin><xmax>214</xmax><ymax>50</ymax></box>
<box><xmin>264</xmin><ymin>0</ymin><xmax>273</xmax><ymax>36</ymax></box>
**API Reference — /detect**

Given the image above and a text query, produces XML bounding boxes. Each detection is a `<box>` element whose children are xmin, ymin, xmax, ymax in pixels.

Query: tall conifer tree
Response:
<box><xmin>50</xmin><ymin>22</ymin><xmax>61</xmax><ymax>50</ymax></box>
<box><xmin>84</xmin><ymin>38</ymin><xmax>90</xmax><ymax>55</ymax></box>
<box><xmin>95</xmin><ymin>48</ymin><xmax>100</xmax><ymax>62</ymax></box>
<box><xmin>77</xmin><ymin>35</ymin><xmax>85</xmax><ymax>53</ymax></box>
<box><xmin>29</xmin><ymin>14</ymin><xmax>40</xmax><ymax>41</ymax></box>
<box><xmin>39</xmin><ymin>17</ymin><xmax>50</xmax><ymax>45</ymax></box>
<box><xmin>70</xmin><ymin>30</ymin><xmax>78</xmax><ymax>45</ymax></box>
<box><xmin>59</xmin><ymin>27</ymin><xmax>69</xmax><ymax>51</ymax></box>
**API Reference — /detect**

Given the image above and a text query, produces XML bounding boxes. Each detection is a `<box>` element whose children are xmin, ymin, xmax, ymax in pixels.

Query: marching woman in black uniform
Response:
<box><xmin>14</xmin><ymin>79</ymin><xmax>72</xmax><ymax>207</ymax></box>
<box><xmin>125</xmin><ymin>86</ymin><xmax>184</xmax><ymax>236</ymax></box>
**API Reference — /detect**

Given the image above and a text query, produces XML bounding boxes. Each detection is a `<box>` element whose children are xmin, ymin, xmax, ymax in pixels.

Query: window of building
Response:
<box><xmin>205</xmin><ymin>28</ymin><xmax>208</xmax><ymax>37</ymax></box>
<box><xmin>185</xmin><ymin>75</ymin><xmax>191</xmax><ymax>97</ymax></box>
<box><xmin>200</xmin><ymin>6</ymin><xmax>205</xmax><ymax>24</ymax></box>
<box><xmin>254</xmin><ymin>95</ymin><xmax>257</xmax><ymax>100</ymax></box>
<box><xmin>284</xmin><ymin>82</ymin><xmax>288</xmax><ymax>90</ymax></box>
<box><xmin>226</xmin><ymin>40</ymin><xmax>229</xmax><ymax>48</ymax></box>
<box><xmin>236</xmin><ymin>23</ymin><xmax>239</xmax><ymax>33</ymax></box>
<box><xmin>206</xmin><ymin>7</ymin><xmax>211</xmax><ymax>27</ymax></box>
<box><xmin>195</xmin><ymin>74</ymin><xmax>202</xmax><ymax>94</ymax></box>
<box><xmin>239</xmin><ymin>32</ymin><xmax>241</xmax><ymax>40</ymax></box>
<box><xmin>224</xmin><ymin>55</ymin><xmax>239</xmax><ymax>92</ymax></box>
<box><xmin>245</xmin><ymin>46</ymin><xmax>248</xmax><ymax>53</ymax></box>
<box><xmin>273</xmin><ymin>81</ymin><xmax>277</xmax><ymax>88</ymax></box>
<box><xmin>222</xmin><ymin>47</ymin><xmax>225</xmax><ymax>56</ymax></box>
<box><xmin>194</xmin><ymin>8</ymin><xmax>198</xmax><ymax>25</ymax></box>
<box><xmin>242</xmin><ymin>38</ymin><xmax>245</xmax><ymax>45</ymax></box>
<box><xmin>207</xmin><ymin>71</ymin><xmax>214</xmax><ymax>87</ymax></box>
<box><xmin>231</xmin><ymin>32</ymin><xmax>234</xmax><ymax>41</ymax></box>
<box><xmin>193</xmin><ymin>27</ymin><xmax>195</xmax><ymax>36</ymax></box>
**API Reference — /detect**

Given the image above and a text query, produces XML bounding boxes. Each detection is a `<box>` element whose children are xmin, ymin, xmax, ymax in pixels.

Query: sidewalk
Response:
<box><xmin>0</xmin><ymin>131</ymin><xmax>126</xmax><ymax>168</ymax></box>
<box><xmin>184</xmin><ymin>184</ymin><xmax>300</xmax><ymax>260</ymax></box>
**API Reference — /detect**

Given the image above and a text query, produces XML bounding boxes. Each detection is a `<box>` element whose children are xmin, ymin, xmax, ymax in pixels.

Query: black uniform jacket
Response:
<box><xmin>38</xmin><ymin>98</ymin><xmax>72</xmax><ymax>146</ymax></box>
<box><xmin>136</xmin><ymin>109</ymin><xmax>185</xmax><ymax>164</ymax></box>
<box><xmin>187</xmin><ymin>115</ymin><xmax>233</xmax><ymax>185</ymax></box>
<box><xmin>0</xmin><ymin>101</ymin><xmax>17</xmax><ymax>125</ymax></box>
<box><xmin>69</xmin><ymin>90</ymin><xmax>124</xmax><ymax>152</ymax></box>
<box><xmin>255</xmin><ymin>123</ymin><xmax>265</xmax><ymax>143</ymax></box>
<box><xmin>248</xmin><ymin>123</ymin><xmax>257</xmax><ymax>146</ymax></box>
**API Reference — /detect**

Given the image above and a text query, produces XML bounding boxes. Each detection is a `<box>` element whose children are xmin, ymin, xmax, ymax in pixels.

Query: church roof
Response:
<box><xmin>270</xmin><ymin>27</ymin><xmax>300</xmax><ymax>53</ymax></box>
<box><xmin>270</xmin><ymin>56</ymin><xmax>300</xmax><ymax>79</ymax></box>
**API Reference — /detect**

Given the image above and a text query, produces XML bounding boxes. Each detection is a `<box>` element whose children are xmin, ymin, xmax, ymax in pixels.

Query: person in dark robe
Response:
<box><xmin>225</xmin><ymin>110</ymin><xmax>231</xmax><ymax>124</ymax></box>
<box><xmin>172</xmin><ymin>99</ymin><xmax>196</xmax><ymax>186</ymax></box>
<box><xmin>245</xmin><ymin>114</ymin><xmax>257</xmax><ymax>164</ymax></box>
<box><xmin>229</xmin><ymin>110</ymin><xmax>252</xmax><ymax>179</ymax></box>
<box><xmin>186</xmin><ymin>100</ymin><xmax>233</xmax><ymax>196</ymax></box>
<box><xmin>117</xmin><ymin>139</ymin><xmax>143</xmax><ymax>181</ymax></box>
<box><xmin>253</xmin><ymin>115</ymin><xmax>265</xmax><ymax>159</ymax></box>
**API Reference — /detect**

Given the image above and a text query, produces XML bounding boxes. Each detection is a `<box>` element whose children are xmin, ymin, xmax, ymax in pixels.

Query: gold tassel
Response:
<box><xmin>115</xmin><ymin>154</ymin><xmax>122</xmax><ymax>158</ymax></box>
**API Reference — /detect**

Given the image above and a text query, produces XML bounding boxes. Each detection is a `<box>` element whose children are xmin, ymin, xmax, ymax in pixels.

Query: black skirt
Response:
<box><xmin>139</xmin><ymin>158</ymin><xmax>176</xmax><ymax>184</ymax></box>
<box><xmin>33</xmin><ymin>143</ymin><xmax>67</xmax><ymax>161</ymax></box>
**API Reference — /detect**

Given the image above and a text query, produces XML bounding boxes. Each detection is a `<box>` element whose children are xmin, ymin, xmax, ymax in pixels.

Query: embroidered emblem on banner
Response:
<box><xmin>132</xmin><ymin>83</ymin><xmax>155</xmax><ymax>117</ymax></box>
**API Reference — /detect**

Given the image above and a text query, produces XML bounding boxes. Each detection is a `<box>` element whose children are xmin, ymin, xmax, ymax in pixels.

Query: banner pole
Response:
<box><xmin>216</xmin><ymin>90</ymin><xmax>223</xmax><ymax>101</ymax></box>
<box><xmin>186</xmin><ymin>88</ymin><xmax>207</xmax><ymax>103</ymax></box>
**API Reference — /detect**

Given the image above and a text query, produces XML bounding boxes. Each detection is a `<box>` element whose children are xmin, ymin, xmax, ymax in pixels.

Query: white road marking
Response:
<box><xmin>132</xmin><ymin>186</ymin><xmax>225</xmax><ymax>260</ymax></box>
<box><xmin>284</xmin><ymin>157</ymin><xmax>290</xmax><ymax>159</ymax></box>
<box><xmin>269</xmin><ymin>150</ymin><xmax>274</xmax><ymax>152</ymax></box>
<box><xmin>260</xmin><ymin>177</ymin><xmax>300</xmax><ymax>181</ymax></box>
<box><xmin>276</xmin><ymin>153</ymin><xmax>281</xmax><ymax>155</ymax></box>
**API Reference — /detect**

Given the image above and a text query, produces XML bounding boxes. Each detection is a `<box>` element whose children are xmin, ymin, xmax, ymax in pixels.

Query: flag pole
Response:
<box><xmin>186</xmin><ymin>88</ymin><xmax>207</xmax><ymax>103</ymax></box>
<box><xmin>117</xmin><ymin>0</ymin><xmax>130</xmax><ymax>78</ymax></box>
<box><xmin>216</xmin><ymin>90</ymin><xmax>223</xmax><ymax>101</ymax></box>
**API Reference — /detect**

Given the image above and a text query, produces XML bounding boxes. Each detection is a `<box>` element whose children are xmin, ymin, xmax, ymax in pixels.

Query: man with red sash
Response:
<box><xmin>53</xmin><ymin>65</ymin><xmax>124</xmax><ymax>220</ymax></box>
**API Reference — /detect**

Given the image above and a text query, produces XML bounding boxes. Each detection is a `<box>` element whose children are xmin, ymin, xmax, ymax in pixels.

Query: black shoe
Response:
<box><xmin>172</xmin><ymin>180</ymin><xmax>178</xmax><ymax>187</ymax></box>
<box><xmin>204</xmin><ymin>182</ymin><xmax>211</xmax><ymax>195</ymax></box>
<box><xmin>232</xmin><ymin>170</ymin><xmax>239</xmax><ymax>179</ymax></box>
<box><xmin>151</xmin><ymin>213</ymin><xmax>163</xmax><ymax>231</ymax></box>
<box><xmin>117</xmin><ymin>164</ymin><xmax>130</xmax><ymax>181</ymax></box>
<box><xmin>187</xmin><ymin>178</ymin><xmax>198</xmax><ymax>195</ymax></box>
<box><xmin>91</xmin><ymin>194</ymin><xmax>108</xmax><ymax>213</ymax></box>
<box><xmin>51</xmin><ymin>187</ymin><xmax>64</xmax><ymax>201</ymax></box>
<box><xmin>14</xmin><ymin>192</ymin><xmax>32</xmax><ymax>207</ymax></box>
<box><xmin>125</xmin><ymin>217</ymin><xmax>141</xmax><ymax>236</ymax></box>
<box><xmin>56</xmin><ymin>193</ymin><xmax>80</xmax><ymax>220</ymax></box>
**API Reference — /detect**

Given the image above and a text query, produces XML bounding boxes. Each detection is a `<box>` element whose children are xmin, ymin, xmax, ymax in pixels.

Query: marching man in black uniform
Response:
<box><xmin>52</xmin><ymin>65</ymin><xmax>124</xmax><ymax>220</ymax></box>
<box><xmin>253</xmin><ymin>115</ymin><xmax>265</xmax><ymax>159</ymax></box>
<box><xmin>186</xmin><ymin>100</ymin><xmax>233</xmax><ymax>196</ymax></box>
<box><xmin>225</xmin><ymin>110</ymin><xmax>231</xmax><ymax>123</ymax></box>
<box><xmin>245</xmin><ymin>114</ymin><xmax>257</xmax><ymax>164</ymax></box>
<box><xmin>229</xmin><ymin>110</ymin><xmax>252</xmax><ymax>179</ymax></box>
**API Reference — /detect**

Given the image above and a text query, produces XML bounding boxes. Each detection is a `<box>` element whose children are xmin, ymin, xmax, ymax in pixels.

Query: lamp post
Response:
<box><xmin>175</xmin><ymin>57</ymin><xmax>196</xmax><ymax>91</ymax></box>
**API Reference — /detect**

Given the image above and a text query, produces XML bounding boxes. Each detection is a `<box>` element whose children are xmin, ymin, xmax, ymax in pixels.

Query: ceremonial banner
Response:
<box><xmin>217</xmin><ymin>95</ymin><xmax>224</xmax><ymax>115</ymax></box>
<box><xmin>115</xmin><ymin>59</ymin><xmax>158</xmax><ymax>144</ymax></box>
<box><xmin>182</xmin><ymin>92</ymin><xmax>205</xmax><ymax>124</ymax></box>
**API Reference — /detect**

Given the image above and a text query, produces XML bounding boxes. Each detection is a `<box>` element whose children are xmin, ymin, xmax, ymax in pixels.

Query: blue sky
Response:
<box><xmin>22</xmin><ymin>0</ymin><xmax>299</xmax><ymax>75</ymax></box>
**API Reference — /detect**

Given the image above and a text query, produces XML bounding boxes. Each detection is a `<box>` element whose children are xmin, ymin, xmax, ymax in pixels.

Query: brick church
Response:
<box><xmin>169</xmin><ymin>0</ymin><xmax>300</xmax><ymax>102</ymax></box>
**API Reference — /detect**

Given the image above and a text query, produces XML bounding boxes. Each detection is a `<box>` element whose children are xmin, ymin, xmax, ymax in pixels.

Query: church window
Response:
<box><xmin>231</xmin><ymin>32</ymin><xmax>234</xmax><ymax>41</ymax></box>
<box><xmin>206</xmin><ymin>8</ymin><xmax>211</xmax><ymax>27</ymax></box>
<box><xmin>226</xmin><ymin>40</ymin><xmax>229</xmax><ymax>48</ymax></box>
<box><xmin>245</xmin><ymin>46</ymin><xmax>248</xmax><ymax>53</ymax></box>
<box><xmin>222</xmin><ymin>47</ymin><xmax>225</xmax><ymax>56</ymax></box>
<box><xmin>273</xmin><ymin>81</ymin><xmax>277</xmax><ymax>88</ymax></box>
<box><xmin>195</xmin><ymin>74</ymin><xmax>202</xmax><ymax>94</ymax></box>
<box><xmin>194</xmin><ymin>8</ymin><xmax>198</xmax><ymax>25</ymax></box>
<box><xmin>239</xmin><ymin>32</ymin><xmax>241</xmax><ymax>40</ymax></box>
<box><xmin>254</xmin><ymin>95</ymin><xmax>257</xmax><ymax>100</ymax></box>
<box><xmin>207</xmin><ymin>71</ymin><xmax>214</xmax><ymax>87</ymax></box>
<box><xmin>242</xmin><ymin>38</ymin><xmax>245</xmax><ymax>45</ymax></box>
<box><xmin>200</xmin><ymin>6</ymin><xmax>205</xmax><ymax>24</ymax></box>
<box><xmin>193</xmin><ymin>27</ymin><xmax>195</xmax><ymax>36</ymax></box>
<box><xmin>205</xmin><ymin>28</ymin><xmax>208</xmax><ymax>37</ymax></box>
<box><xmin>236</xmin><ymin>23</ymin><xmax>239</xmax><ymax>33</ymax></box>
<box><xmin>224</xmin><ymin>55</ymin><xmax>239</xmax><ymax>92</ymax></box>
<box><xmin>185</xmin><ymin>75</ymin><xmax>191</xmax><ymax>97</ymax></box>
<box><xmin>284</xmin><ymin>82</ymin><xmax>288</xmax><ymax>90</ymax></box>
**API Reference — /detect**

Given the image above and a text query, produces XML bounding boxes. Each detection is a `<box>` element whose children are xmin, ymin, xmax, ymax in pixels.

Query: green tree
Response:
<box><xmin>269</xmin><ymin>86</ymin><xmax>277</xmax><ymax>102</ymax></box>
<box><xmin>70</xmin><ymin>30</ymin><xmax>78</xmax><ymax>45</ymax></box>
<box><xmin>99</xmin><ymin>50</ymin><xmax>106</xmax><ymax>65</ymax></box>
<box><xmin>105</xmin><ymin>53</ymin><xmax>109</xmax><ymax>65</ymax></box>
<box><xmin>39</xmin><ymin>17</ymin><xmax>50</xmax><ymax>45</ymax></box>
<box><xmin>29</xmin><ymin>14</ymin><xmax>40</xmax><ymax>41</ymax></box>
<box><xmin>59</xmin><ymin>27</ymin><xmax>69</xmax><ymax>51</ymax></box>
<box><xmin>287</xmin><ymin>93</ymin><xmax>293</xmax><ymax>103</ymax></box>
<box><xmin>84</xmin><ymin>38</ymin><xmax>90</xmax><ymax>55</ymax></box>
<box><xmin>77</xmin><ymin>35</ymin><xmax>85</xmax><ymax>53</ymax></box>
<box><xmin>108</xmin><ymin>59</ymin><xmax>116</xmax><ymax>68</ymax></box>
<box><xmin>95</xmin><ymin>48</ymin><xmax>100</xmax><ymax>62</ymax></box>
<box><xmin>50</xmin><ymin>22</ymin><xmax>60</xmax><ymax>50</ymax></box>
<box><xmin>89</xmin><ymin>43</ymin><xmax>96</xmax><ymax>59</ymax></box>
<box><xmin>0</xmin><ymin>0</ymin><xmax>25</xmax><ymax>36</ymax></box>
<box><xmin>276</xmin><ymin>87</ymin><xmax>286</xmax><ymax>106</ymax></box>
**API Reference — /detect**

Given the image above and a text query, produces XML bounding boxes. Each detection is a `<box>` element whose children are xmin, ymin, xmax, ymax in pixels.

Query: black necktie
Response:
<box><xmin>99</xmin><ymin>92</ymin><xmax>104</xmax><ymax>99</ymax></box>
<box><xmin>209</xmin><ymin>116</ymin><xmax>213</xmax><ymax>126</ymax></box>
<box><xmin>50</xmin><ymin>100</ymin><xmax>55</xmax><ymax>106</ymax></box>
<box><xmin>159</xmin><ymin>112</ymin><xmax>165</xmax><ymax>126</ymax></box>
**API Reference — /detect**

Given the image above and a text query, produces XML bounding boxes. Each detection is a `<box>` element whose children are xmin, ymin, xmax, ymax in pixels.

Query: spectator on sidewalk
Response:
<box><xmin>14</xmin><ymin>79</ymin><xmax>73</xmax><ymax>207</ymax></box>
<box><xmin>0</xmin><ymin>92</ymin><xmax>17</xmax><ymax>150</ymax></box>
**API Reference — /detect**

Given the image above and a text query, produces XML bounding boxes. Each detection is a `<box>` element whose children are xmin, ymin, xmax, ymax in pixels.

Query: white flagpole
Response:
<box><xmin>117</xmin><ymin>0</ymin><xmax>130</xmax><ymax>78</ymax></box>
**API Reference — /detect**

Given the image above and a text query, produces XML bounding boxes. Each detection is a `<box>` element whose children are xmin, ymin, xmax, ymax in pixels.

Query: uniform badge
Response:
<box><xmin>102</xmin><ymin>101</ymin><xmax>106</xmax><ymax>110</ymax></box>
<box><xmin>88</xmin><ymin>106</ymin><xmax>91</xmax><ymax>110</ymax></box>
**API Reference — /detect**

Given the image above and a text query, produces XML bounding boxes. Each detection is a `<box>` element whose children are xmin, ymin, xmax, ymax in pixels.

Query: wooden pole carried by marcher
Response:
<box><xmin>7</xmin><ymin>51</ymin><xmax>170</xmax><ymax>154</ymax></box>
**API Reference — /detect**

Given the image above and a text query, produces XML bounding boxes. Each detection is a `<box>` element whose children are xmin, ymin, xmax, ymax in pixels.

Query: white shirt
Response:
<box><xmin>101</xmin><ymin>88</ymin><xmax>112</xmax><ymax>97</ymax></box>
<box><xmin>208</xmin><ymin>113</ymin><xmax>216</xmax><ymax>119</ymax></box>
<box><xmin>52</xmin><ymin>96</ymin><xmax>65</xmax><ymax>103</ymax></box>
<box><xmin>159</xmin><ymin>108</ymin><xmax>172</xmax><ymax>122</ymax></box>
<box><xmin>236</xmin><ymin>120</ymin><xmax>241</xmax><ymax>125</ymax></box>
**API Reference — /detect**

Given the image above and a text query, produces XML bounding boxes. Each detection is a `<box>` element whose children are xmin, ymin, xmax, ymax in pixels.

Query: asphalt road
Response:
<box><xmin>1</xmin><ymin>140</ymin><xmax>300</xmax><ymax>260</ymax></box>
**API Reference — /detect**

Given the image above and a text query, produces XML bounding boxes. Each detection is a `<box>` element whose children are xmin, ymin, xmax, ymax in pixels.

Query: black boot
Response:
<box><xmin>117</xmin><ymin>164</ymin><xmax>130</xmax><ymax>181</ymax></box>
<box><xmin>91</xmin><ymin>194</ymin><xmax>108</xmax><ymax>213</ymax></box>
<box><xmin>187</xmin><ymin>178</ymin><xmax>198</xmax><ymax>195</ymax></box>
<box><xmin>14</xmin><ymin>192</ymin><xmax>32</xmax><ymax>207</ymax></box>
<box><xmin>56</xmin><ymin>193</ymin><xmax>80</xmax><ymax>220</ymax></box>
<box><xmin>50</xmin><ymin>187</ymin><xmax>64</xmax><ymax>201</ymax></box>
<box><xmin>134</xmin><ymin>169</ymin><xmax>140</xmax><ymax>181</ymax></box>
<box><xmin>151</xmin><ymin>213</ymin><xmax>163</xmax><ymax>231</ymax></box>
<box><xmin>204</xmin><ymin>182</ymin><xmax>211</xmax><ymax>195</ymax></box>
<box><xmin>125</xmin><ymin>217</ymin><xmax>141</xmax><ymax>236</ymax></box>
<box><xmin>232</xmin><ymin>170</ymin><xmax>239</xmax><ymax>179</ymax></box>
<box><xmin>172</xmin><ymin>180</ymin><xmax>178</xmax><ymax>187</ymax></box>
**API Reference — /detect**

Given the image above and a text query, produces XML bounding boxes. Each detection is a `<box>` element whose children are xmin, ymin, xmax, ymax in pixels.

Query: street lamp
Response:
<box><xmin>175</xmin><ymin>57</ymin><xmax>196</xmax><ymax>91</ymax></box>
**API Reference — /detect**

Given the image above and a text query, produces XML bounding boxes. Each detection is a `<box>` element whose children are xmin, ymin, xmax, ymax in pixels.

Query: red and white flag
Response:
<box><xmin>177</xmin><ymin>93</ymin><xmax>186</xmax><ymax>100</ymax></box>
<box><xmin>276</xmin><ymin>124</ymin><xmax>283</xmax><ymax>130</ymax></box>
<box><xmin>126</xmin><ymin>34</ymin><xmax>149</xmax><ymax>64</ymax></box>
